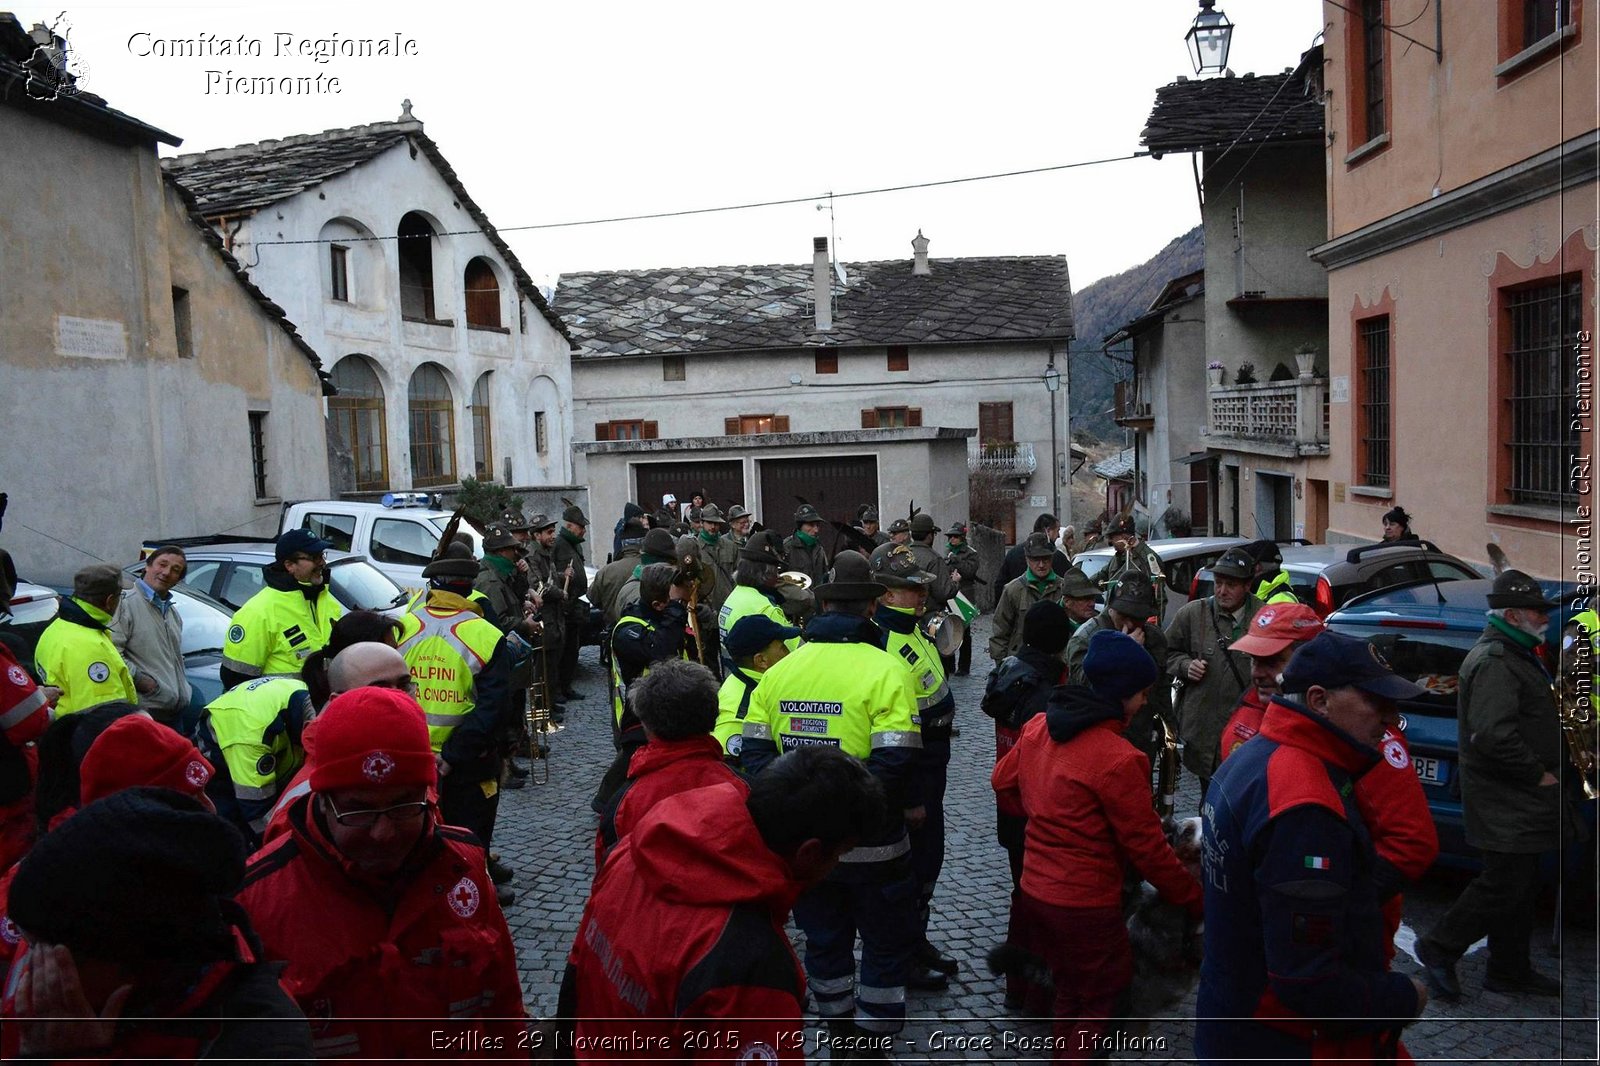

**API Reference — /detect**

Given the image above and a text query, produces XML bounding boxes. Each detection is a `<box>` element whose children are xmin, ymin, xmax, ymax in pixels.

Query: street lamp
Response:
<box><xmin>1185</xmin><ymin>0</ymin><xmax>1234</xmax><ymax>76</ymax></box>
<box><xmin>1044</xmin><ymin>355</ymin><xmax>1061</xmax><ymax>521</ymax></box>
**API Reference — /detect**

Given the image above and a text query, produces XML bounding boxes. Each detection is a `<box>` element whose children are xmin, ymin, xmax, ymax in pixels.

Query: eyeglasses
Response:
<box><xmin>325</xmin><ymin>796</ymin><xmax>433</xmax><ymax>829</ymax></box>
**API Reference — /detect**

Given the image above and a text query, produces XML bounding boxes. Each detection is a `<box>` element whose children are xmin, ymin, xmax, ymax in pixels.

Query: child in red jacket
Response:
<box><xmin>993</xmin><ymin>630</ymin><xmax>1201</xmax><ymax>1061</ymax></box>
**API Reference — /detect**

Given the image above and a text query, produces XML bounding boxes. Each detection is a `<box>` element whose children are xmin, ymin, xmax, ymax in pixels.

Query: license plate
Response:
<box><xmin>1413</xmin><ymin>756</ymin><xmax>1442</xmax><ymax>784</ymax></box>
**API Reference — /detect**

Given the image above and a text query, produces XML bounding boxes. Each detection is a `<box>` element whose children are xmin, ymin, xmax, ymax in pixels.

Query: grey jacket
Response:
<box><xmin>110</xmin><ymin>584</ymin><xmax>190</xmax><ymax>721</ymax></box>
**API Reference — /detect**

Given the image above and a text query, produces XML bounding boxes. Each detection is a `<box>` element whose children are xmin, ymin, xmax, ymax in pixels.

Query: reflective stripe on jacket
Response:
<box><xmin>399</xmin><ymin>600</ymin><xmax>502</xmax><ymax>753</ymax></box>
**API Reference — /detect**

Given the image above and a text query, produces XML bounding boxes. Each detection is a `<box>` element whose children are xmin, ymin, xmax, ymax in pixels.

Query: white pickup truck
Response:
<box><xmin>280</xmin><ymin>496</ymin><xmax>483</xmax><ymax>592</ymax></box>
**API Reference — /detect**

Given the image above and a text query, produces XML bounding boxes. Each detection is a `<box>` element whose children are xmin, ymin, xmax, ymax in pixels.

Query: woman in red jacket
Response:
<box><xmin>992</xmin><ymin>630</ymin><xmax>1201</xmax><ymax>1061</ymax></box>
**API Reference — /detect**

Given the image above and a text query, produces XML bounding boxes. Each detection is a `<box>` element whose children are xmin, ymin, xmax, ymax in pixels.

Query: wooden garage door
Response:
<box><xmin>633</xmin><ymin>461</ymin><xmax>743</xmax><ymax>516</ymax></box>
<box><xmin>759</xmin><ymin>455</ymin><xmax>878</xmax><ymax>560</ymax></box>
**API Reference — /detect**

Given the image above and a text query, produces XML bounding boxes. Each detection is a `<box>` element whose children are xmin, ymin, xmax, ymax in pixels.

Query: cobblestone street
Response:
<box><xmin>494</xmin><ymin>617</ymin><xmax>1598</xmax><ymax>1063</ymax></box>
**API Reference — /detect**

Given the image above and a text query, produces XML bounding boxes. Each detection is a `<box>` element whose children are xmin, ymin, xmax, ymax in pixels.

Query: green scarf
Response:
<box><xmin>484</xmin><ymin>553</ymin><xmax>516</xmax><ymax>579</ymax></box>
<box><xmin>560</xmin><ymin>527</ymin><xmax>585</xmax><ymax>547</ymax></box>
<box><xmin>1488</xmin><ymin>613</ymin><xmax>1543</xmax><ymax>649</ymax></box>
<box><xmin>1024</xmin><ymin>569</ymin><xmax>1055</xmax><ymax>591</ymax></box>
<box><xmin>794</xmin><ymin>530</ymin><xmax>818</xmax><ymax>548</ymax></box>
<box><xmin>698</xmin><ymin>529</ymin><xmax>720</xmax><ymax>546</ymax></box>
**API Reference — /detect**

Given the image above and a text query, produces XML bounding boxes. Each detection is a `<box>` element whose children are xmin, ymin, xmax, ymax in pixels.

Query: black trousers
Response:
<box><xmin>558</xmin><ymin>613</ymin><xmax>582</xmax><ymax>688</ymax></box>
<box><xmin>1424</xmin><ymin>849</ymin><xmax>1542</xmax><ymax>973</ymax></box>
<box><xmin>938</xmin><ymin>627</ymin><xmax>974</xmax><ymax>677</ymax></box>
<box><xmin>439</xmin><ymin>770</ymin><xmax>500</xmax><ymax>850</ymax></box>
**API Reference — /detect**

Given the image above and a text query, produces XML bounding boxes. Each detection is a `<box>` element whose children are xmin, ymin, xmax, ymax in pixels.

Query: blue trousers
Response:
<box><xmin>792</xmin><ymin>859</ymin><xmax>919</xmax><ymax>1034</ymax></box>
<box><xmin>909</xmin><ymin>738</ymin><xmax>951</xmax><ymax>935</ymax></box>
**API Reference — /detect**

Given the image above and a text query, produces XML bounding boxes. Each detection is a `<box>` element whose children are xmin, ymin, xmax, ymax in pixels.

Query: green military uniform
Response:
<box><xmin>988</xmin><ymin>570</ymin><xmax>1064</xmax><ymax>662</ymax></box>
<box><xmin>1065</xmin><ymin>606</ymin><xmax>1173</xmax><ymax>766</ymax></box>
<box><xmin>195</xmin><ymin>676</ymin><xmax>310</xmax><ymax>843</ymax></box>
<box><xmin>1164</xmin><ymin>591</ymin><xmax>1262</xmax><ymax>780</ymax></box>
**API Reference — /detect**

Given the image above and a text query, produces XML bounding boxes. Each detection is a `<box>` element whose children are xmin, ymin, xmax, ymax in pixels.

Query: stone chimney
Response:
<box><xmin>912</xmin><ymin>230</ymin><xmax>930</xmax><ymax>275</ymax></box>
<box><xmin>813</xmin><ymin>236</ymin><xmax>832</xmax><ymax>332</ymax></box>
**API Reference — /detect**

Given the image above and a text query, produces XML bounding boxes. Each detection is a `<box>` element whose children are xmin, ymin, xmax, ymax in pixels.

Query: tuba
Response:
<box><xmin>920</xmin><ymin>610</ymin><xmax>967</xmax><ymax>657</ymax></box>
<box><xmin>1557</xmin><ymin>621</ymin><xmax>1599</xmax><ymax>801</ymax></box>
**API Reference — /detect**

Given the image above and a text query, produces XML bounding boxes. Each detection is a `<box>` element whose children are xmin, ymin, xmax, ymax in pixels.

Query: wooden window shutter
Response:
<box><xmin>594</xmin><ymin>422</ymin><xmax>611</xmax><ymax>441</ymax></box>
<box><xmin>887</xmin><ymin>345</ymin><xmax>909</xmax><ymax>371</ymax></box>
<box><xmin>907</xmin><ymin>407</ymin><xmax>923</xmax><ymax>427</ymax></box>
<box><xmin>773</xmin><ymin>415</ymin><xmax>791</xmax><ymax>433</ymax></box>
<box><xmin>724</xmin><ymin>417</ymin><xmax>740</xmax><ymax>435</ymax></box>
<box><xmin>642</xmin><ymin>421</ymin><xmax>659</xmax><ymax>439</ymax></box>
<box><xmin>861</xmin><ymin>409</ymin><xmax>879</xmax><ymax>429</ymax></box>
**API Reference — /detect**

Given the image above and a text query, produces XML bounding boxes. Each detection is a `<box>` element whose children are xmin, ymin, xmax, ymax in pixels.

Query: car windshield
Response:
<box><xmin>170</xmin><ymin>587</ymin><xmax>232</xmax><ymax>654</ymax></box>
<box><xmin>1075</xmin><ymin>552</ymin><xmax>1112</xmax><ymax>582</ymax></box>
<box><xmin>330</xmin><ymin>559</ymin><xmax>408</xmax><ymax>610</ymax></box>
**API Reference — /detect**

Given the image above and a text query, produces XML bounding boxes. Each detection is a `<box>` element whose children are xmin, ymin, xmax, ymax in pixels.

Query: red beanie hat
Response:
<box><xmin>310</xmin><ymin>687</ymin><xmax>436</xmax><ymax>794</ymax></box>
<box><xmin>80</xmin><ymin>715</ymin><xmax>214</xmax><ymax>805</ymax></box>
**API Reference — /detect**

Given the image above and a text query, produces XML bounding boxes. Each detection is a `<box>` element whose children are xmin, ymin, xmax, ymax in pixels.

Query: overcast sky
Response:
<box><xmin>47</xmin><ymin>1</ymin><xmax>1325</xmax><ymax>288</ymax></box>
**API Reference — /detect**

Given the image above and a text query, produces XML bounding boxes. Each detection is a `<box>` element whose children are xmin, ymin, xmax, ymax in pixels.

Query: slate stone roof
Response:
<box><xmin>162</xmin><ymin>127</ymin><xmax>409</xmax><ymax>218</ymax></box>
<box><xmin>162</xmin><ymin>115</ymin><xmax>573</xmax><ymax>345</ymax></box>
<box><xmin>1141</xmin><ymin>46</ymin><xmax>1324</xmax><ymax>155</ymax></box>
<box><xmin>0</xmin><ymin>14</ymin><xmax>179</xmax><ymax>147</ymax></box>
<box><xmin>554</xmin><ymin>255</ymin><xmax>1073</xmax><ymax>357</ymax></box>
<box><xmin>1092</xmin><ymin>447</ymin><xmax>1136</xmax><ymax>481</ymax></box>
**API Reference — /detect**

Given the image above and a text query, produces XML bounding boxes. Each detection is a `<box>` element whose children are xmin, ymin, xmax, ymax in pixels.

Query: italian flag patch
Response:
<box><xmin>1304</xmin><ymin>856</ymin><xmax>1332</xmax><ymax>870</ymax></box>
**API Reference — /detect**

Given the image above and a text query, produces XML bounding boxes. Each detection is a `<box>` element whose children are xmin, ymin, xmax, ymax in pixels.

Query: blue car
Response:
<box><xmin>1327</xmin><ymin>576</ymin><xmax>1596</xmax><ymax>872</ymax></box>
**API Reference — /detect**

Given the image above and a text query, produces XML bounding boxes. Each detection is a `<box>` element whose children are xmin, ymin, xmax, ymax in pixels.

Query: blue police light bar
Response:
<box><xmin>382</xmin><ymin>492</ymin><xmax>431</xmax><ymax>509</ymax></box>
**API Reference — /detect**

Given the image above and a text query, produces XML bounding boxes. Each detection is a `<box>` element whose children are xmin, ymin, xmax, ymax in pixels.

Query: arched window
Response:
<box><xmin>398</xmin><ymin>212</ymin><xmax>438</xmax><ymax>320</ymax></box>
<box><xmin>329</xmin><ymin>356</ymin><xmax>388</xmax><ymax>491</ymax></box>
<box><xmin>408</xmin><ymin>363</ymin><xmax>456</xmax><ymax>487</ymax></box>
<box><xmin>470</xmin><ymin>372</ymin><xmax>494</xmax><ymax>480</ymax></box>
<box><xmin>464</xmin><ymin>257</ymin><xmax>501</xmax><ymax>329</ymax></box>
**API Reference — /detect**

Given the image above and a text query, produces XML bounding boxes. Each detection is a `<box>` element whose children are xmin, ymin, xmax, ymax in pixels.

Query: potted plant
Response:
<box><xmin>1235</xmin><ymin>361</ymin><xmax>1257</xmax><ymax>385</ymax></box>
<box><xmin>1295</xmin><ymin>344</ymin><xmax>1317</xmax><ymax>378</ymax></box>
<box><xmin>1207</xmin><ymin>360</ymin><xmax>1224</xmax><ymax>387</ymax></box>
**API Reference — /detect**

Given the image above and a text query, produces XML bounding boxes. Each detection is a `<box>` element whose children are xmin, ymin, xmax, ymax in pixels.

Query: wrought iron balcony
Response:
<box><xmin>1206</xmin><ymin>376</ymin><xmax>1330</xmax><ymax>457</ymax></box>
<box><xmin>969</xmin><ymin>441</ymin><xmax>1038</xmax><ymax>479</ymax></box>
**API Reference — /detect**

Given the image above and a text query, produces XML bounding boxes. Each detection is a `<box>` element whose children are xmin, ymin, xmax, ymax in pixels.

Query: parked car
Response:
<box><xmin>1</xmin><ymin>579</ymin><xmax>64</xmax><ymax>667</ymax></box>
<box><xmin>1190</xmin><ymin>540</ymin><xmax>1483</xmax><ymax>618</ymax></box>
<box><xmin>280</xmin><ymin>496</ymin><xmax>485</xmax><ymax>591</ymax></box>
<box><xmin>132</xmin><ymin>542</ymin><xmax>408</xmax><ymax>615</ymax></box>
<box><xmin>3</xmin><ymin>576</ymin><xmax>228</xmax><ymax>735</ymax></box>
<box><xmin>1073</xmin><ymin>536</ymin><xmax>1249</xmax><ymax>624</ymax></box>
<box><xmin>1326</xmin><ymin>577</ymin><xmax>1596</xmax><ymax>873</ymax></box>
<box><xmin>280</xmin><ymin>498</ymin><xmax>602</xmax><ymax>643</ymax></box>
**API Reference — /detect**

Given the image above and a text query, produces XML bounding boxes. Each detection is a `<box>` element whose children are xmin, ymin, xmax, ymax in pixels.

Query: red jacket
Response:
<box><xmin>992</xmin><ymin>686</ymin><xmax>1201</xmax><ymax>914</ymax></box>
<box><xmin>1221</xmin><ymin>686</ymin><xmax>1438</xmax><ymax>961</ymax></box>
<box><xmin>0</xmin><ymin>643</ymin><xmax>48</xmax><ymax>873</ymax></box>
<box><xmin>237</xmin><ymin>793</ymin><xmax>525</xmax><ymax>1059</ymax></box>
<box><xmin>595</xmin><ymin>734</ymin><xmax>747</xmax><ymax>873</ymax></box>
<box><xmin>566</xmin><ymin>782</ymin><xmax>807</xmax><ymax>1064</ymax></box>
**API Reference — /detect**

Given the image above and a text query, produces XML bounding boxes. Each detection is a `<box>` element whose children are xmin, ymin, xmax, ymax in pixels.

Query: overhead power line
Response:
<box><xmin>249</xmin><ymin>151</ymin><xmax>1153</xmax><ymax>248</ymax></box>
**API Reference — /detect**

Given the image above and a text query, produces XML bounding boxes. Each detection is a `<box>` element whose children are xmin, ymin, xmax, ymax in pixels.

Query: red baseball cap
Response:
<box><xmin>1230</xmin><ymin>603</ymin><xmax>1325</xmax><ymax>657</ymax></box>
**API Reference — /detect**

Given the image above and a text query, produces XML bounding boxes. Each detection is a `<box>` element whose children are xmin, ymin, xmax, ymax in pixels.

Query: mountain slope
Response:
<box><xmin>1067</xmin><ymin>225</ymin><xmax>1203</xmax><ymax>439</ymax></box>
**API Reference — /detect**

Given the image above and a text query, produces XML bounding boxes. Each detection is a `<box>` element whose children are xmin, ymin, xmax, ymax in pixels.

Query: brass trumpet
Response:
<box><xmin>1558</xmin><ymin>623</ymin><xmax>1599</xmax><ymax>801</ymax></box>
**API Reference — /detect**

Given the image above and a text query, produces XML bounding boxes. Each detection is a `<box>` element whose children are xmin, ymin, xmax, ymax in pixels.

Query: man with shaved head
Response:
<box><xmin>328</xmin><ymin>642</ymin><xmax>414</xmax><ymax>700</ymax></box>
<box><xmin>260</xmin><ymin>642</ymin><xmax>420</xmax><ymax>844</ymax></box>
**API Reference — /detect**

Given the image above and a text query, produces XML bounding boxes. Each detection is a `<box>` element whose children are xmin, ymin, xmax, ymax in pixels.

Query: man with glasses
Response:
<box><xmin>33</xmin><ymin>563</ymin><xmax>137</xmax><ymax>715</ymax></box>
<box><xmin>221</xmin><ymin>529</ymin><xmax>343</xmax><ymax>691</ymax></box>
<box><xmin>239</xmin><ymin>686</ymin><xmax>525</xmax><ymax>1059</ymax></box>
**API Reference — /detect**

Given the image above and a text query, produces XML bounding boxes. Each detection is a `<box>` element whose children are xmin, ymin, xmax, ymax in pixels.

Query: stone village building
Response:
<box><xmin>1312</xmin><ymin>0</ymin><xmax>1596</xmax><ymax>580</ymax></box>
<box><xmin>0</xmin><ymin>15</ymin><xmax>332</xmax><ymax>584</ymax></box>
<box><xmin>555</xmin><ymin>235</ymin><xmax>1074</xmax><ymax>550</ymax></box>
<box><xmin>163</xmin><ymin>104</ymin><xmax>576</xmax><ymax>497</ymax></box>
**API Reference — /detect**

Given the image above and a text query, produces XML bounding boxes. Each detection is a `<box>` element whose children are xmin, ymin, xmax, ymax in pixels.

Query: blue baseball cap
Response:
<box><xmin>1280</xmin><ymin>631</ymin><xmax>1425</xmax><ymax>701</ymax></box>
<box><xmin>725</xmin><ymin>615</ymin><xmax>802</xmax><ymax>659</ymax></box>
<box><xmin>275</xmin><ymin>528</ymin><xmax>334</xmax><ymax>562</ymax></box>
